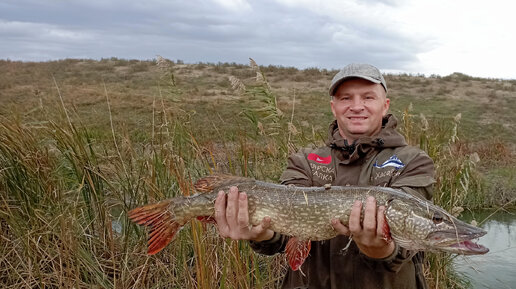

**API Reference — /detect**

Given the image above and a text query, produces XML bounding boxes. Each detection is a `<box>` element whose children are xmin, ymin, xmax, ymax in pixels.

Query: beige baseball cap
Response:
<box><xmin>329</xmin><ymin>63</ymin><xmax>387</xmax><ymax>96</ymax></box>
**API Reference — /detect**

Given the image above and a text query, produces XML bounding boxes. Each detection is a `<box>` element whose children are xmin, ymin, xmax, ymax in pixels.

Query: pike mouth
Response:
<box><xmin>449</xmin><ymin>240</ymin><xmax>489</xmax><ymax>255</ymax></box>
<box><xmin>428</xmin><ymin>228</ymin><xmax>489</xmax><ymax>255</ymax></box>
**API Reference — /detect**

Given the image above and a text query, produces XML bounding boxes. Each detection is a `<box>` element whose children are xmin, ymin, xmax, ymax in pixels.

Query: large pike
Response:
<box><xmin>128</xmin><ymin>174</ymin><xmax>488</xmax><ymax>270</ymax></box>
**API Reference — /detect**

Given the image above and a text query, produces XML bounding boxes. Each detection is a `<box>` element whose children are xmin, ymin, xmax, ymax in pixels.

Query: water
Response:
<box><xmin>454</xmin><ymin>210</ymin><xmax>516</xmax><ymax>289</ymax></box>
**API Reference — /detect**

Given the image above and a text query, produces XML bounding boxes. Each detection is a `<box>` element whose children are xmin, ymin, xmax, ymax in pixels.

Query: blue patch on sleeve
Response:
<box><xmin>373</xmin><ymin>155</ymin><xmax>405</xmax><ymax>169</ymax></box>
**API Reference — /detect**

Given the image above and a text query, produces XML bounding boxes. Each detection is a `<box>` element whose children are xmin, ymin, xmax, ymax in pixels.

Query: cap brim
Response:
<box><xmin>329</xmin><ymin>76</ymin><xmax>382</xmax><ymax>96</ymax></box>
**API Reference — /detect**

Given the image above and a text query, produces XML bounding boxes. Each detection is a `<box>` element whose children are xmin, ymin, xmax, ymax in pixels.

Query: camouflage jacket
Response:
<box><xmin>250</xmin><ymin>114</ymin><xmax>435</xmax><ymax>289</ymax></box>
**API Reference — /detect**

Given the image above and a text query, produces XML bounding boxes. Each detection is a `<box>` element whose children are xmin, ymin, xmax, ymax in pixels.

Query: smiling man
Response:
<box><xmin>214</xmin><ymin>63</ymin><xmax>435</xmax><ymax>289</ymax></box>
<box><xmin>330</xmin><ymin>69</ymin><xmax>390</xmax><ymax>141</ymax></box>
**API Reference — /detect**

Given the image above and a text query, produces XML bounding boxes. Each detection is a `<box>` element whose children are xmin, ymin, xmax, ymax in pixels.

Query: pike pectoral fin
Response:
<box><xmin>382</xmin><ymin>214</ymin><xmax>392</xmax><ymax>242</ymax></box>
<box><xmin>128</xmin><ymin>200</ymin><xmax>182</xmax><ymax>255</ymax></box>
<box><xmin>285</xmin><ymin>237</ymin><xmax>311</xmax><ymax>271</ymax></box>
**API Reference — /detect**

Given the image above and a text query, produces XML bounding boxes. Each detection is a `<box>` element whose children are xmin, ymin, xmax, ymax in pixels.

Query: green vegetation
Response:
<box><xmin>0</xmin><ymin>58</ymin><xmax>514</xmax><ymax>288</ymax></box>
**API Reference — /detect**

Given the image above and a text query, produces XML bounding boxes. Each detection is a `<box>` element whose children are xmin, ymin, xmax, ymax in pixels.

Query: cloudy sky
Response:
<box><xmin>1</xmin><ymin>0</ymin><xmax>515</xmax><ymax>79</ymax></box>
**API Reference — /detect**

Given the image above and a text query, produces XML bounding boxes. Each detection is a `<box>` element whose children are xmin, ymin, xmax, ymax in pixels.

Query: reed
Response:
<box><xmin>398</xmin><ymin>105</ymin><xmax>486</xmax><ymax>288</ymax></box>
<box><xmin>0</xmin><ymin>59</ymin><xmax>497</xmax><ymax>289</ymax></box>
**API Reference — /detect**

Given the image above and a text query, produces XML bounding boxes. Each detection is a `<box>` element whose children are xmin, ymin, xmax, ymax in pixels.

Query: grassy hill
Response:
<box><xmin>1</xmin><ymin>58</ymin><xmax>515</xmax><ymax>141</ymax></box>
<box><xmin>1</xmin><ymin>58</ymin><xmax>514</xmax><ymax>198</ymax></box>
<box><xmin>0</xmin><ymin>58</ymin><xmax>514</xmax><ymax>288</ymax></box>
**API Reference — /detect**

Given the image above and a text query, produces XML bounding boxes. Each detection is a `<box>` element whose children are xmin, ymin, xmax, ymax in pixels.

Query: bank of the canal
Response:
<box><xmin>454</xmin><ymin>209</ymin><xmax>516</xmax><ymax>288</ymax></box>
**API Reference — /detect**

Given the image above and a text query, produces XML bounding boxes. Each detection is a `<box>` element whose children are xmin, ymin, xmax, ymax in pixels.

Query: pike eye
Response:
<box><xmin>432</xmin><ymin>213</ymin><xmax>443</xmax><ymax>224</ymax></box>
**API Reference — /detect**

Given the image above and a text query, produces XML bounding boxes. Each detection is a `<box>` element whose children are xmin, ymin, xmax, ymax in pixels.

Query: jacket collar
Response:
<box><xmin>326</xmin><ymin>114</ymin><xmax>407</xmax><ymax>163</ymax></box>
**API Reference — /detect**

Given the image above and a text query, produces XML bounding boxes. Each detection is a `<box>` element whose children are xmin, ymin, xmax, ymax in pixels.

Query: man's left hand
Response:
<box><xmin>331</xmin><ymin>196</ymin><xmax>395</xmax><ymax>259</ymax></box>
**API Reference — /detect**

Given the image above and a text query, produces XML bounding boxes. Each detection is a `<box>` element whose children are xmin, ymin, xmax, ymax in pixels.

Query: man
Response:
<box><xmin>214</xmin><ymin>63</ymin><xmax>435</xmax><ymax>289</ymax></box>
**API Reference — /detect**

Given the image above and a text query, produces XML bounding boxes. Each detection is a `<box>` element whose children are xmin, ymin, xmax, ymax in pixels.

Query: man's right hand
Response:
<box><xmin>214</xmin><ymin>186</ymin><xmax>274</xmax><ymax>242</ymax></box>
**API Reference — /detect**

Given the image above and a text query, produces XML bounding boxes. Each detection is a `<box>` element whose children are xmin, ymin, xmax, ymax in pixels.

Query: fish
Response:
<box><xmin>128</xmin><ymin>174</ymin><xmax>489</xmax><ymax>271</ymax></box>
<box><xmin>373</xmin><ymin>154</ymin><xmax>405</xmax><ymax>169</ymax></box>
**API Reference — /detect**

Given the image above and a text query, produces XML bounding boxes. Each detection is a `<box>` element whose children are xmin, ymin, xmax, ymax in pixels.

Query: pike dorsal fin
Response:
<box><xmin>194</xmin><ymin>174</ymin><xmax>254</xmax><ymax>193</ymax></box>
<box><xmin>285</xmin><ymin>237</ymin><xmax>311</xmax><ymax>271</ymax></box>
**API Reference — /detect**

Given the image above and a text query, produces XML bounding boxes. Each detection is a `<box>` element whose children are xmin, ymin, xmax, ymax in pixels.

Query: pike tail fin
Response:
<box><xmin>194</xmin><ymin>174</ymin><xmax>253</xmax><ymax>193</ymax></box>
<box><xmin>129</xmin><ymin>173</ymin><xmax>252</xmax><ymax>254</ymax></box>
<box><xmin>128</xmin><ymin>200</ymin><xmax>182</xmax><ymax>255</ymax></box>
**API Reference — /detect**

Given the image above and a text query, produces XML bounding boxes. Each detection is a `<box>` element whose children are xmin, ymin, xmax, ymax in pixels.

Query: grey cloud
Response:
<box><xmin>0</xmin><ymin>0</ymin><xmax>426</xmax><ymax>72</ymax></box>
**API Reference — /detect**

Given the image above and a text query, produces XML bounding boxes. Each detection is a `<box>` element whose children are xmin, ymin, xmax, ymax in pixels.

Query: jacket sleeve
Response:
<box><xmin>278</xmin><ymin>149</ymin><xmax>313</xmax><ymax>187</ymax></box>
<box><xmin>249</xmin><ymin>150</ymin><xmax>312</xmax><ymax>255</ymax></box>
<box><xmin>390</xmin><ymin>150</ymin><xmax>435</xmax><ymax>201</ymax></box>
<box><xmin>362</xmin><ymin>149</ymin><xmax>435</xmax><ymax>272</ymax></box>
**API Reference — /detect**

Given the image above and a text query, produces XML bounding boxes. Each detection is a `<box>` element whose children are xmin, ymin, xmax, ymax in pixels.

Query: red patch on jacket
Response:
<box><xmin>307</xmin><ymin>153</ymin><xmax>332</xmax><ymax>164</ymax></box>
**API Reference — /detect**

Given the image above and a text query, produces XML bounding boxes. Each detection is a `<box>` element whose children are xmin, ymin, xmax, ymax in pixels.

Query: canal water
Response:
<box><xmin>454</xmin><ymin>209</ymin><xmax>516</xmax><ymax>288</ymax></box>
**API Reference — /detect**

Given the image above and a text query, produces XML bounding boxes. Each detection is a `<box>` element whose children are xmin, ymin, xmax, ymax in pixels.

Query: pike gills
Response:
<box><xmin>128</xmin><ymin>174</ymin><xmax>488</xmax><ymax>270</ymax></box>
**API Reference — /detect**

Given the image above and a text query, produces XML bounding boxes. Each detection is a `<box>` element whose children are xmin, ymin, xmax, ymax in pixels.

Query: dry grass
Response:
<box><xmin>0</xmin><ymin>58</ymin><xmax>514</xmax><ymax>288</ymax></box>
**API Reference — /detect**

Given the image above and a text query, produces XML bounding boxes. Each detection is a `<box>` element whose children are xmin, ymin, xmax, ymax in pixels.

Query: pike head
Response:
<box><xmin>385</xmin><ymin>198</ymin><xmax>488</xmax><ymax>255</ymax></box>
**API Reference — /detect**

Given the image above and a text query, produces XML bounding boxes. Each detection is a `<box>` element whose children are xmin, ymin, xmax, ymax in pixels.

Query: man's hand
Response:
<box><xmin>331</xmin><ymin>196</ymin><xmax>395</xmax><ymax>259</ymax></box>
<box><xmin>214</xmin><ymin>186</ymin><xmax>274</xmax><ymax>242</ymax></box>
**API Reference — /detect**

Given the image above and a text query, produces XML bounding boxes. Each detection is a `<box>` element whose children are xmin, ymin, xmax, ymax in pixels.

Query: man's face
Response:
<box><xmin>330</xmin><ymin>78</ymin><xmax>390</xmax><ymax>141</ymax></box>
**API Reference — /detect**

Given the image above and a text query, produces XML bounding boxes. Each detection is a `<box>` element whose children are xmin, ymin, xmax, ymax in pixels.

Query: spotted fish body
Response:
<box><xmin>128</xmin><ymin>174</ymin><xmax>488</xmax><ymax>270</ymax></box>
<box><xmin>213</xmin><ymin>181</ymin><xmax>391</xmax><ymax>241</ymax></box>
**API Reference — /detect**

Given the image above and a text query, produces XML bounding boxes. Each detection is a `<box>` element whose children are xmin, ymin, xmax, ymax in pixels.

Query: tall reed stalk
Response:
<box><xmin>399</xmin><ymin>105</ymin><xmax>485</xmax><ymax>289</ymax></box>
<box><xmin>0</xmin><ymin>59</ymin><xmax>487</xmax><ymax>288</ymax></box>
